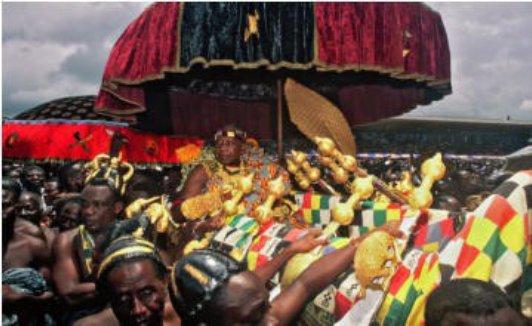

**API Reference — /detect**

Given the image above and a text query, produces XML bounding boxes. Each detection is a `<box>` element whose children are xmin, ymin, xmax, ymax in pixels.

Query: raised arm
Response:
<box><xmin>254</xmin><ymin>229</ymin><xmax>327</xmax><ymax>284</ymax></box>
<box><xmin>52</xmin><ymin>232</ymin><xmax>97</xmax><ymax>306</ymax></box>
<box><xmin>177</xmin><ymin>165</ymin><xmax>209</xmax><ymax>200</ymax></box>
<box><xmin>267</xmin><ymin>240</ymin><xmax>359</xmax><ymax>324</ymax></box>
<box><xmin>267</xmin><ymin>221</ymin><xmax>404</xmax><ymax>325</ymax></box>
<box><xmin>171</xmin><ymin>165</ymin><xmax>209</xmax><ymax>222</ymax></box>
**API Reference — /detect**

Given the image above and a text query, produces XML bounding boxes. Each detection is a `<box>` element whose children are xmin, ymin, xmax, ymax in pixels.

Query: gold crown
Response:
<box><xmin>84</xmin><ymin>152</ymin><xmax>134</xmax><ymax>196</ymax></box>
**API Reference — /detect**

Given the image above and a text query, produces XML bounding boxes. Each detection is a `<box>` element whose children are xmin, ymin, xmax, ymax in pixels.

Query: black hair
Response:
<box><xmin>19</xmin><ymin>190</ymin><xmax>44</xmax><ymax>205</ymax></box>
<box><xmin>84</xmin><ymin>177</ymin><xmax>123</xmax><ymax>204</ymax></box>
<box><xmin>54</xmin><ymin>195</ymin><xmax>83</xmax><ymax>213</ymax></box>
<box><xmin>59</xmin><ymin>162</ymin><xmax>79</xmax><ymax>180</ymax></box>
<box><xmin>96</xmin><ymin>236</ymin><xmax>167</xmax><ymax>300</ymax></box>
<box><xmin>125</xmin><ymin>172</ymin><xmax>160</xmax><ymax>204</ymax></box>
<box><xmin>19</xmin><ymin>165</ymin><xmax>45</xmax><ymax>193</ymax></box>
<box><xmin>45</xmin><ymin>176</ymin><xmax>61</xmax><ymax>184</ymax></box>
<box><xmin>99</xmin><ymin>256</ymin><xmax>168</xmax><ymax>300</ymax></box>
<box><xmin>425</xmin><ymin>279</ymin><xmax>520</xmax><ymax>325</ymax></box>
<box><xmin>169</xmin><ymin>249</ymin><xmax>246</xmax><ymax>325</ymax></box>
<box><xmin>2</xmin><ymin>177</ymin><xmax>22</xmax><ymax>201</ymax></box>
<box><xmin>22</xmin><ymin>164</ymin><xmax>45</xmax><ymax>173</ymax></box>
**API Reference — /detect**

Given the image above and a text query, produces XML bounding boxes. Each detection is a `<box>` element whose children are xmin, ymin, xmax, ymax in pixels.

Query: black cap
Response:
<box><xmin>169</xmin><ymin>249</ymin><xmax>245</xmax><ymax>322</ymax></box>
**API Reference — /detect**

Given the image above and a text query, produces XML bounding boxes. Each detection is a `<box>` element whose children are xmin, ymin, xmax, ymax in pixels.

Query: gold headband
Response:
<box><xmin>97</xmin><ymin>245</ymin><xmax>155</xmax><ymax>279</ymax></box>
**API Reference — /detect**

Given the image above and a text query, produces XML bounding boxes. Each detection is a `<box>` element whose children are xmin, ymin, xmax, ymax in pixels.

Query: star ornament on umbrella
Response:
<box><xmin>69</xmin><ymin>131</ymin><xmax>93</xmax><ymax>153</ymax></box>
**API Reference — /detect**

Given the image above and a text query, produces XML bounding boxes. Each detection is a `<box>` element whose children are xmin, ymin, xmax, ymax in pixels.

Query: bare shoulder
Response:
<box><xmin>73</xmin><ymin>307</ymin><xmax>118</xmax><ymax>326</ymax></box>
<box><xmin>14</xmin><ymin>219</ymin><xmax>44</xmax><ymax>238</ymax></box>
<box><xmin>42</xmin><ymin>226</ymin><xmax>57</xmax><ymax>241</ymax></box>
<box><xmin>13</xmin><ymin>220</ymin><xmax>49</xmax><ymax>250</ymax></box>
<box><xmin>189</xmin><ymin>164</ymin><xmax>209</xmax><ymax>179</ymax></box>
<box><xmin>259</xmin><ymin>313</ymin><xmax>282</xmax><ymax>326</ymax></box>
<box><xmin>53</xmin><ymin>229</ymin><xmax>77</xmax><ymax>254</ymax></box>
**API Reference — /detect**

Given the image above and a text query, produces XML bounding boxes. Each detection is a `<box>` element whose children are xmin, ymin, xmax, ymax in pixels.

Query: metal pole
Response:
<box><xmin>277</xmin><ymin>78</ymin><xmax>283</xmax><ymax>157</ymax></box>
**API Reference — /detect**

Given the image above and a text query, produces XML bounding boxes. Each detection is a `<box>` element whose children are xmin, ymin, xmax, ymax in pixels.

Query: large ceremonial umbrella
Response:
<box><xmin>95</xmin><ymin>2</ymin><xmax>451</xmax><ymax>153</ymax></box>
<box><xmin>3</xmin><ymin>96</ymin><xmax>204</xmax><ymax>165</ymax></box>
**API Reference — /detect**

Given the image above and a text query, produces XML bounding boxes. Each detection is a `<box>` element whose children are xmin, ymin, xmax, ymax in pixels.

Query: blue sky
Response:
<box><xmin>3</xmin><ymin>2</ymin><xmax>532</xmax><ymax>122</ymax></box>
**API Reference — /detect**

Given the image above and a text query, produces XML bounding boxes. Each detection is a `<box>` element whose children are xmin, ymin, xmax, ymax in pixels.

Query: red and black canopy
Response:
<box><xmin>95</xmin><ymin>2</ymin><xmax>451</xmax><ymax>139</ymax></box>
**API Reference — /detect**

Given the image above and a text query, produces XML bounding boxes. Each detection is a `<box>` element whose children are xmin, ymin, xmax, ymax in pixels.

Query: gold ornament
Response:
<box><xmin>125</xmin><ymin>196</ymin><xmax>176</xmax><ymax>234</ymax></box>
<box><xmin>291</xmin><ymin>150</ymin><xmax>307</xmax><ymax>165</ymax></box>
<box><xmin>338</xmin><ymin>154</ymin><xmax>358</xmax><ymax>173</ymax></box>
<box><xmin>244</xmin><ymin>10</ymin><xmax>260</xmax><ymax>42</ymax></box>
<box><xmin>253</xmin><ymin>176</ymin><xmax>286</xmax><ymax>224</ymax></box>
<box><xmin>332</xmin><ymin>176</ymin><xmax>375</xmax><ymax>225</ymax></box>
<box><xmin>286</xmin><ymin>150</ymin><xmax>322</xmax><ymax>191</ymax></box>
<box><xmin>331</xmin><ymin>165</ymin><xmax>349</xmax><ymax>184</ymax></box>
<box><xmin>408</xmin><ymin>153</ymin><xmax>446</xmax><ymax>210</ymax></box>
<box><xmin>354</xmin><ymin>231</ymin><xmax>399</xmax><ymax>299</ymax></box>
<box><xmin>314</xmin><ymin>137</ymin><xmax>359</xmax><ymax>186</ymax></box>
<box><xmin>84</xmin><ymin>152</ymin><xmax>134</xmax><ymax>196</ymax></box>
<box><xmin>125</xmin><ymin>196</ymin><xmax>161</xmax><ymax>219</ymax></box>
<box><xmin>280</xmin><ymin>222</ymin><xmax>340</xmax><ymax>288</ymax></box>
<box><xmin>395</xmin><ymin>171</ymin><xmax>414</xmax><ymax>197</ymax></box>
<box><xmin>420</xmin><ymin>153</ymin><xmax>446</xmax><ymax>188</ymax></box>
<box><xmin>373</xmin><ymin>191</ymin><xmax>391</xmax><ymax>204</ymax></box>
<box><xmin>181</xmin><ymin>192</ymin><xmax>222</xmax><ymax>220</ymax></box>
<box><xmin>144</xmin><ymin>197</ymin><xmax>173</xmax><ymax>233</ymax></box>
<box><xmin>314</xmin><ymin>137</ymin><xmax>336</xmax><ymax>156</ymax></box>
<box><xmin>183</xmin><ymin>232</ymin><xmax>214</xmax><ymax>256</ymax></box>
<box><xmin>222</xmin><ymin>173</ymin><xmax>255</xmax><ymax>216</ymax></box>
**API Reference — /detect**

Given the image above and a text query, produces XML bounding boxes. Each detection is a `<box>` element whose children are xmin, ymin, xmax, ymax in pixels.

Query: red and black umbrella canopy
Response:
<box><xmin>95</xmin><ymin>2</ymin><xmax>451</xmax><ymax>140</ymax></box>
<box><xmin>4</xmin><ymin>96</ymin><xmax>203</xmax><ymax>165</ymax></box>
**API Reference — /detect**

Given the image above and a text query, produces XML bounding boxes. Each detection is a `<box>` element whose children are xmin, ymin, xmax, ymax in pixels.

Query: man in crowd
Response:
<box><xmin>3</xmin><ymin>191</ymin><xmax>53</xmax><ymax>273</ymax></box>
<box><xmin>2</xmin><ymin>182</ymin><xmax>55</xmax><ymax>325</ymax></box>
<box><xmin>43</xmin><ymin>177</ymin><xmax>62</xmax><ymax>207</ymax></box>
<box><xmin>60</xmin><ymin>163</ymin><xmax>85</xmax><ymax>194</ymax></box>
<box><xmin>425</xmin><ymin>278</ymin><xmax>527</xmax><ymax>325</ymax></box>
<box><xmin>94</xmin><ymin>236</ymin><xmax>180</xmax><ymax>326</ymax></box>
<box><xmin>173</xmin><ymin>125</ymin><xmax>250</xmax><ymax>218</ymax></box>
<box><xmin>170</xmin><ymin>222</ymin><xmax>403</xmax><ymax>325</ymax></box>
<box><xmin>2</xmin><ymin>177</ymin><xmax>21</xmax><ymax>223</ymax></box>
<box><xmin>20</xmin><ymin>165</ymin><xmax>46</xmax><ymax>193</ymax></box>
<box><xmin>52</xmin><ymin>195</ymin><xmax>83</xmax><ymax>232</ymax></box>
<box><xmin>52</xmin><ymin>178</ymin><xmax>125</xmax><ymax>323</ymax></box>
<box><xmin>171</xmin><ymin>125</ymin><xmax>290</xmax><ymax>256</ymax></box>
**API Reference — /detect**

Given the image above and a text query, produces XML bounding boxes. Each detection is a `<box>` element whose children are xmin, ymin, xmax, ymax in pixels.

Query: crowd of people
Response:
<box><xmin>355</xmin><ymin>129</ymin><xmax>527</xmax><ymax>155</ymax></box>
<box><xmin>2</xmin><ymin>125</ymin><xmax>529</xmax><ymax>325</ymax></box>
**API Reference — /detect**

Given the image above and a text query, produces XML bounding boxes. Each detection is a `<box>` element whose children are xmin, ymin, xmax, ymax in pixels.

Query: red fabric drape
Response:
<box><xmin>94</xmin><ymin>2</ymin><xmax>451</xmax><ymax>123</ymax></box>
<box><xmin>95</xmin><ymin>2</ymin><xmax>181</xmax><ymax>116</ymax></box>
<box><xmin>337</xmin><ymin>84</ymin><xmax>428</xmax><ymax>125</ymax></box>
<box><xmin>314</xmin><ymin>2</ymin><xmax>450</xmax><ymax>83</ymax></box>
<box><xmin>3</xmin><ymin>121</ymin><xmax>203</xmax><ymax>164</ymax></box>
<box><xmin>169</xmin><ymin>91</ymin><xmax>275</xmax><ymax>140</ymax></box>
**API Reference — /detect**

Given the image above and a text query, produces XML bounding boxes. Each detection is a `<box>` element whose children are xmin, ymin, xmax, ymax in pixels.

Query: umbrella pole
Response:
<box><xmin>277</xmin><ymin>78</ymin><xmax>283</xmax><ymax>157</ymax></box>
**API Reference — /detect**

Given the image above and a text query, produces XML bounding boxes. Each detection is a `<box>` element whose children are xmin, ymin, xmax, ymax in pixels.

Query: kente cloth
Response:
<box><xmin>301</xmin><ymin>217</ymin><xmax>418</xmax><ymax>325</ymax></box>
<box><xmin>209</xmin><ymin>214</ymin><xmax>307</xmax><ymax>274</ymax></box>
<box><xmin>376</xmin><ymin>250</ymin><xmax>441</xmax><ymax>325</ymax></box>
<box><xmin>74</xmin><ymin>225</ymin><xmax>95</xmax><ymax>280</ymax></box>
<box><xmin>348</xmin><ymin>201</ymin><xmax>405</xmax><ymax>237</ymax></box>
<box><xmin>412</xmin><ymin>212</ymin><xmax>457</xmax><ymax>253</ymax></box>
<box><xmin>294</xmin><ymin>193</ymin><xmax>405</xmax><ymax>235</ymax></box>
<box><xmin>210</xmin><ymin>215</ymin><xmax>260</xmax><ymax>262</ymax></box>
<box><xmin>246</xmin><ymin>222</ymin><xmax>307</xmax><ymax>271</ymax></box>
<box><xmin>294</xmin><ymin>192</ymin><xmax>341</xmax><ymax>225</ymax></box>
<box><xmin>202</xmin><ymin>149</ymin><xmax>291</xmax><ymax>217</ymax></box>
<box><xmin>2</xmin><ymin>268</ymin><xmax>54</xmax><ymax>326</ymax></box>
<box><xmin>376</xmin><ymin>170</ymin><xmax>531</xmax><ymax>325</ymax></box>
<box><xmin>301</xmin><ymin>268</ymin><xmax>356</xmax><ymax>326</ymax></box>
